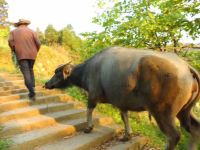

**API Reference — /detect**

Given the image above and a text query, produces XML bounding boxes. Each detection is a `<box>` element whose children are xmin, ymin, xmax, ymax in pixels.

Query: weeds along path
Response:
<box><xmin>0</xmin><ymin>72</ymin><xmax>148</xmax><ymax>150</ymax></box>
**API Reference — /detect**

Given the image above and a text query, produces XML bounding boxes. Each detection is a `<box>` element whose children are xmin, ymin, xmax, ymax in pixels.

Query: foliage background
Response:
<box><xmin>1</xmin><ymin>0</ymin><xmax>200</xmax><ymax>149</ymax></box>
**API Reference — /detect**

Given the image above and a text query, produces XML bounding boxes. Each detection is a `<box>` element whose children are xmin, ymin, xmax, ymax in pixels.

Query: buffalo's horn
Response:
<box><xmin>66</xmin><ymin>61</ymin><xmax>72</xmax><ymax>65</ymax></box>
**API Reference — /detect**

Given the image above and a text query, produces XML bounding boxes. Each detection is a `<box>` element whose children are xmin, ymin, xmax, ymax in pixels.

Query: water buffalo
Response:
<box><xmin>44</xmin><ymin>47</ymin><xmax>200</xmax><ymax>150</ymax></box>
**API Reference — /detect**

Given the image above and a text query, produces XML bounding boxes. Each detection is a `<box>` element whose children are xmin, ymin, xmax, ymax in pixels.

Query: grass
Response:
<box><xmin>0</xmin><ymin>127</ymin><xmax>12</xmax><ymax>150</ymax></box>
<box><xmin>0</xmin><ymin>139</ymin><xmax>12</xmax><ymax>150</ymax></box>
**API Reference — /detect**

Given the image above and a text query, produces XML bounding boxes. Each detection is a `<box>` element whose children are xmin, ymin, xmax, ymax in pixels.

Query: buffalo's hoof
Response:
<box><xmin>84</xmin><ymin>126</ymin><xmax>94</xmax><ymax>133</ymax></box>
<box><xmin>119</xmin><ymin>134</ymin><xmax>131</xmax><ymax>142</ymax></box>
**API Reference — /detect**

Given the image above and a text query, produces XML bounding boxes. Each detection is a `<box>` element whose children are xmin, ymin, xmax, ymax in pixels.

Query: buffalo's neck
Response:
<box><xmin>69</xmin><ymin>64</ymin><xmax>87</xmax><ymax>90</ymax></box>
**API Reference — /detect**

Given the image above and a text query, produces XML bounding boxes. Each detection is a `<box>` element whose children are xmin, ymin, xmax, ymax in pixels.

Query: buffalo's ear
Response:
<box><xmin>63</xmin><ymin>64</ymin><xmax>73</xmax><ymax>79</ymax></box>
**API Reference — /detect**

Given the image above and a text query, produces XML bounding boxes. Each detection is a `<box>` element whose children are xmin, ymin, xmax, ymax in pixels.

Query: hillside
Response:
<box><xmin>0</xmin><ymin>43</ymin><xmax>80</xmax><ymax>82</ymax></box>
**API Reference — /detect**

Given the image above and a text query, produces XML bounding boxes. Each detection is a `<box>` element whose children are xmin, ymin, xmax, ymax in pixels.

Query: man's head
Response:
<box><xmin>14</xmin><ymin>19</ymin><xmax>31</xmax><ymax>27</ymax></box>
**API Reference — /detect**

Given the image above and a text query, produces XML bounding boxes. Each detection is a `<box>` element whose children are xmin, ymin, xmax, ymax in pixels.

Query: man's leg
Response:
<box><xmin>18</xmin><ymin>59</ymin><xmax>35</xmax><ymax>100</ymax></box>
<box><xmin>28</xmin><ymin>59</ymin><xmax>36</xmax><ymax>99</ymax></box>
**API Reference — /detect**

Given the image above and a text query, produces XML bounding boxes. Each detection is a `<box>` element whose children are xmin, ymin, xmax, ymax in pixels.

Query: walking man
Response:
<box><xmin>8</xmin><ymin>19</ymin><xmax>41</xmax><ymax>101</ymax></box>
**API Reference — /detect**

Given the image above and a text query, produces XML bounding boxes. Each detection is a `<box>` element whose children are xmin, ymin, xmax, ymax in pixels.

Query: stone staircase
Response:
<box><xmin>0</xmin><ymin>72</ymin><xmax>148</xmax><ymax>150</ymax></box>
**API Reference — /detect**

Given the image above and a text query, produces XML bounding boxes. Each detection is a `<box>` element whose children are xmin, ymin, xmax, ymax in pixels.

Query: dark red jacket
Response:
<box><xmin>8</xmin><ymin>25</ymin><xmax>41</xmax><ymax>60</ymax></box>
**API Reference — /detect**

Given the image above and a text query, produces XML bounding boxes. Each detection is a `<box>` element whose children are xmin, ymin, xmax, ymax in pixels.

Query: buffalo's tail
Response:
<box><xmin>177</xmin><ymin>65</ymin><xmax>200</xmax><ymax>133</ymax></box>
<box><xmin>189</xmin><ymin>65</ymin><xmax>200</xmax><ymax>106</ymax></box>
<box><xmin>187</xmin><ymin>65</ymin><xmax>200</xmax><ymax>142</ymax></box>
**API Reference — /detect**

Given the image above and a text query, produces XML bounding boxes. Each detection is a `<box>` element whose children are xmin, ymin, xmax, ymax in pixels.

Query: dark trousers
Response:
<box><xmin>18</xmin><ymin>59</ymin><xmax>35</xmax><ymax>98</ymax></box>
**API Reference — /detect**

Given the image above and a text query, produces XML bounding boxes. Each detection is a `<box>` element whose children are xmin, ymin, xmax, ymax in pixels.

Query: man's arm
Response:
<box><xmin>33</xmin><ymin>32</ymin><xmax>41</xmax><ymax>51</ymax></box>
<box><xmin>8</xmin><ymin>32</ymin><xmax>15</xmax><ymax>51</ymax></box>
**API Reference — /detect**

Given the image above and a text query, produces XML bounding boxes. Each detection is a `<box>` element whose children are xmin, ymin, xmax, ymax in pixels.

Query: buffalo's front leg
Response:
<box><xmin>84</xmin><ymin>100</ymin><xmax>96</xmax><ymax>133</ymax></box>
<box><xmin>120</xmin><ymin>110</ymin><xmax>132</xmax><ymax>141</ymax></box>
<box><xmin>84</xmin><ymin>108</ymin><xmax>94</xmax><ymax>133</ymax></box>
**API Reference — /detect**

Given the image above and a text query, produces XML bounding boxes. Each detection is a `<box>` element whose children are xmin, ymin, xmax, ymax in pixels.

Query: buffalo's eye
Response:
<box><xmin>54</xmin><ymin>71</ymin><xmax>64</xmax><ymax>80</ymax></box>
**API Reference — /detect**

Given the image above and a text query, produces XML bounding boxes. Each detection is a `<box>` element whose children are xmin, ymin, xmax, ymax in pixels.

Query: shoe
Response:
<box><xmin>29</xmin><ymin>96</ymin><xmax>36</xmax><ymax>101</ymax></box>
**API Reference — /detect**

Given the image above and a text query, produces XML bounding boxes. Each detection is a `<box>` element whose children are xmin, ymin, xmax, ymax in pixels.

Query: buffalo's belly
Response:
<box><xmin>104</xmin><ymin>91</ymin><xmax>147</xmax><ymax>112</ymax></box>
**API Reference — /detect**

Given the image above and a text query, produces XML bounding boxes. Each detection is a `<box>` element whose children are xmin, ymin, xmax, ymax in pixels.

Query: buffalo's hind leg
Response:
<box><xmin>120</xmin><ymin>110</ymin><xmax>132</xmax><ymax>141</ymax></box>
<box><xmin>153</xmin><ymin>113</ymin><xmax>180</xmax><ymax>150</ymax></box>
<box><xmin>188</xmin><ymin>115</ymin><xmax>200</xmax><ymax>150</ymax></box>
<box><xmin>177</xmin><ymin>109</ymin><xmax>200</xmax><ymax>150</ymax></box>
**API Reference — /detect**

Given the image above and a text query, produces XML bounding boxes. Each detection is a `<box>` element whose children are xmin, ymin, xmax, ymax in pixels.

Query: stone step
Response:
<box><xmin>106</xmin><ymin>136</ymin><xmax>148</xmax><ymax>150</ymax></box>
<box><xmin>0</xmin><ymin>91</ymin><xmax>46</xmax><ymax>102</ymax></box>
<box><xmin>0</xmin><ymin>80</ymin><xmax>24</xmax><ymax>87</ymax></box>
<box><xmin>0</xmin><ymin>102</ymin><xmax>75</xmax><ymax>123</ymax></box>
<box><xmin>0</xmin><ymin>94</ymin><xmax>73</xmax><ymax>112</ymax></box>
<box><xmin>36</xmin><ymin>125</ymin><xmax>118</xmax><ymax>150</ymax></box>
<box><xmin>32</xmin><ymin>94</ymin><xmax>73</xmax><ymax>104</ymax></box>
<box><xmin>0</xmin><ymin>73</ymin><xmax>22</xmax><ymax>78</ymax></box>
<box><xmin>0</xmin><ymin>85</ymin><xmax>26</xmax><ymax>91</ymax></box>
<box><xmin>0</xmin><ymin>73</ymin><xmax>23</xmax><ymax>81</ymax></box>
<box><xmin>0</xmin><ymin>90</ymin><xmax>63</xmax><ymax>102</ymax></box>
<box><xmin>0</xmin><ymin>86</ymin><xmax>43</xmax><ymax>96</ymax></box>
<box><xmin>0</xmin><ymin>88</ymin><xmax>28</xmax><ymax>96</ymax></box>
<box><xmin>1</xmin><ymin>109</ymin><xmax>86</xmax><ymax>137</ymax></box>
<box><xmin>46</xmin><ymin>109</ymin><xmax>86</xmax><ymax>122</ymax></box>
<box><xmin>0</xmin><ymin>100</ymin><xmax>30</xmax><ymax>112</ymax></box>
<box><xmin>61</xmin><ymin>117</ymin><xmax>100</xmax><ymax>132</ymax></box>
<box><xmin>10</xmin><ymin>124</ymin><xmax>76</xmax><ymax>150</ymax></box>
<box><xmin>0</xmin><ymin>76</ymin><xmax>22</xmax><ymax>82</ymax></box>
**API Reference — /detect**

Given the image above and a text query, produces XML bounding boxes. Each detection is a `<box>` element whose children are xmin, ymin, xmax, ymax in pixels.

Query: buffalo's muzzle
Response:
<box><xmin>43</xmin><ymin>82</ymin><xmax>53</xmax><ymax>89</ymax></box>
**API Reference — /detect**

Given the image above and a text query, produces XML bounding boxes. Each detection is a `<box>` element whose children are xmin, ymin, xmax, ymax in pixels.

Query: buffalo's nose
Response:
<box><xmin>43</xmin><ymin>82</ymin><xmax>54</xmax><ymax>89</ymax></box>
<box><xmin>43</xmin><ymin>82</ymin><xmax>48</xmax><ymax>88</ymax></box>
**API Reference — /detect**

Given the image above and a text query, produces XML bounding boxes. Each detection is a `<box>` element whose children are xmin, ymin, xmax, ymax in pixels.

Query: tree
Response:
<box><xmin>0</xmin><ymin>0</ymin><xmax>8</xmax><ymax>27</ymax></box>
<box><xmin>0</xmin><ymin>0</ymin><xmax>9</xmax><ymax>41</ymax></box>
<box><xmin>36</xmin><ymin>28</ymin><xmax>45</xmax><ymax>44</ymax></box>
<box><xmin>44</xmin><ymin>25</ymin><xmax>59</xmax><ymax>45</ymax></box>
<box><xmin>59</xmin><ymin>24</ymin><xmax>82</xmax><ymax>50</ymax></box>
<box><xmin>86</xmin><ymin>0</ymin><xmax>200</xmax><ymax>52</ymax></box>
